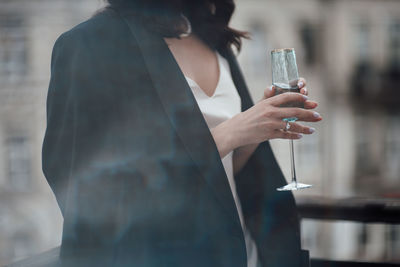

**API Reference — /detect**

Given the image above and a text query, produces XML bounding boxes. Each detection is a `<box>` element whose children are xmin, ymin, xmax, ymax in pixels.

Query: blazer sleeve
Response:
<box><xmin>42</xmin><ymin>28</ymin><xmax>148</xmax><ymax>228</ymax></box>
<box><xmin>42</xmin><ymin>29</ymin><xmax>160</xmax><ymax>254</ymax></box>
<box><xmin>43</xmin><ymin>24</ymin><xmax>145</xmax><ymax>219</ymax></box>
<box><xmin>42</xmin><ymin>27</ymin><xmax>138</xmax><ymax>220</ymax></box>
<box><xmin>42</xmin><ymin>33</ymin><xmax>79</xmax><ymax>216</ymax></box>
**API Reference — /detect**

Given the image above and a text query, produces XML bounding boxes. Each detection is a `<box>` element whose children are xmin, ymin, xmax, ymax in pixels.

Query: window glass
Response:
<box><xmin>0</xmin><ymin>15</ymin><xmax>28</xmax><ymax>83</ymax></box>
<box><xmin>6</xmin><ymin>137</ymin><xmax>31</xmax><ymax>192</ymax></box>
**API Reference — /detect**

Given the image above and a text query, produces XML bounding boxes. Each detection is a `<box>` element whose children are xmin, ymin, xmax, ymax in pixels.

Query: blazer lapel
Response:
<box><xmin>113</xmin><ymin>9</ymin><xmax>242</xmax><ymax>230</ymax></box>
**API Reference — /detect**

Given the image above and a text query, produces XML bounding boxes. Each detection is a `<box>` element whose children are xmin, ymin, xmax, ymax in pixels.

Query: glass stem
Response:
<box><xmin>289</xmin><ymin>139</ymin><xmax>297</xmax><ymax>185</ymax></box>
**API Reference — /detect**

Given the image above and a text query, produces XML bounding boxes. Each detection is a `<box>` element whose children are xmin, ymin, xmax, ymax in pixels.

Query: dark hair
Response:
<box><xmin>104</xmin><ymin>0</ymin><xmax>249</xmax><ymax>51</ymax></box>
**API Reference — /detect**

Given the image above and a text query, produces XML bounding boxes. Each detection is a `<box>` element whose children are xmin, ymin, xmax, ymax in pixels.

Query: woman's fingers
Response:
<box><xmin>263</xmin><ymin>85</ymin><xmax>276</xmax><ymax>99</ymax></box>
<box><xmin>300</xmin><ymin>87</ymin><xmax>308</xmax><ymax>96</ymax></box>
<box><xmin>268</xmin><ymin>93</ymin><xmax>308</xmax><ymax>107</ymax></box>
<box><xmin>298</xmin><ymin>78</ymin><xmax>308</xmax><ymax>96</ymax></box>
<box><xmin>297</xmin><ymin>77</ymin><xmax>306</xmax><ymax>89</ymax></box>
<box><xmin>272</xmin><ymin>130</ymin><xmax>303</xmax><ymax>140</ymax></box>
<box><xmin>277</xmin><ymin>121</ymin><xmax>315</xmax><ymax>134</ymax></box>
<box><xmin>277</xmin><ymin>107</ymin><xmax>322</xmax><ymax>122</ymax></box>
<box><xmin>304</xmin><ymin>100</ymin><xmax>318</xmax><ymax>109</ymax></box>
<box><xmin>267</xmin><ymin>92</ymin><xmax>317</xmax><ymax>109</ymax></box>
<box><xmin>264</xmin><ymin>77</ymin><xmax>306</xmax><ymax>101</ymax></box>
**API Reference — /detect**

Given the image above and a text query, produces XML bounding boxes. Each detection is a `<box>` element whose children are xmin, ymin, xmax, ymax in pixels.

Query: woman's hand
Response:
<box><xmin>260</xmin><ymin>77</ymin><xmax>309</xmax><ymax>101</ymax></box>
<box><xmin>211</xmin><ymin>78</ymin><xmax>322</xmax><ymax>159</ymax></box>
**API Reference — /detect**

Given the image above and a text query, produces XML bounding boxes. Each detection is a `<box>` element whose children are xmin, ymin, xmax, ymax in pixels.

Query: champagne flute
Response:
<box><xmin>271</xmin><ymin>48</ymin><xmax>312</xmax><ymax>191</ymax></box>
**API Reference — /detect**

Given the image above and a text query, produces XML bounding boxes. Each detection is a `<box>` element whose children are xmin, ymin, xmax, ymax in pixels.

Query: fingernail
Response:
<box><xmin>309</xmin><ymin>127</ymin><xmax>315</xmax><ymax>133</ymax></box>
<box><xmin>303</xmin><ymin>95</ymin><xmax>308</xmax><ymax>101</ymax></box>
<box><xmin>298</xmin><ymin>81</ymin><xmax>304</xmax><ymax>88</ymax></box>
<box><xmin>297</xmin><ymin>134</ymin><xmax>303</xmax><ymax>139</ymax></box>
<box><xmin>313</xmin><ymin>112</ymin><xmax>321</xmax><ymax>118</ymax></box>
<box><xmin>269</xmin><ymin>86</ymin><xmax>273</xmax><ymax>91</ymax></box>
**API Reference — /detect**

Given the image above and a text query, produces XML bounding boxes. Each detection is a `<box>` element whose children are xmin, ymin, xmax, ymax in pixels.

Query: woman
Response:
<box><xmin>42</xmin><ymin>1</ymin><xmax>321</xmax><ymax>266</ymax></box>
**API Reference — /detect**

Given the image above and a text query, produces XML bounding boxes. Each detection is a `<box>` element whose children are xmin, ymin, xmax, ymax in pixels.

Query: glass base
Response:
<box><xmin>277</xmin><ymin>182</ymin><xmax>312</xmax><ymax>191</ymax></box>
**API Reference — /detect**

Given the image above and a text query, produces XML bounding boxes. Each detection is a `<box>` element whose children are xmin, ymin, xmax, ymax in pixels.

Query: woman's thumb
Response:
<box><xmin>263</xmin><ymin>85</ymin><xmax>275</xmax><ymax>99</ymax></box>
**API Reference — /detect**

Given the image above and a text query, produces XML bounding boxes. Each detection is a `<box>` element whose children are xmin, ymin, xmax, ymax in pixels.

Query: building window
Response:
<box><xmin>297</xmin><ymin>133</ymin><xmax>320</xmax><ymax>182</ymax></box>
<box><xmin>355</xmin><ymin>22</ymin><xmax>370</xmax><ymax>64</ymax></box>
<box><xmin>379</xmin><ymin>19</ymin><xmax>400</xmax><ymax>111</ymax></box>
<box><xmin>0</xmin><ymin>14</ymin><xmax>28</xmax><ymax>83</ymax></box>
<box><xmin>387</xmin><ymin>225</ymin><xmax>400</xmax><ymax>261</ymax></box>
<box><xmin>383</xmin><ymin>116</ymin><xmax>400</xmax><ymax>184</ymax></box>
<box><xmin>300</xmin><ymin>23</ymin><xmax>317</xmax><ymax>66</ymax></box>
<box><xmin>248</xmin><ymin>22</ymin><xmax>269</xmax><ymax>77</ymax></box>
<box><xmin>388</xmin><ymin>19</ymin><xmax>400</xmax><ymax>65</ymax></box>
<box><xmin>351</xmin><ymin>20</ymin><xmax>381</xmax><ymax>105</ymax></box>
<box><xmin>353</xmin><ymin>114</ymin><xmax>381</xmax><ymax>191</ymax></box>
<box><xmin>6</xmin><ymin>137</ymin><xmax>31</xmax><ymax>192</ymax></box>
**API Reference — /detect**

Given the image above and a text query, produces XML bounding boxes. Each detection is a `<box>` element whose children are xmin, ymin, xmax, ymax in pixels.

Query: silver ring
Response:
<box><xmin>284</xmin><ymin>121</ymin><xmax>291</xmax><ymax>131</ymax></box>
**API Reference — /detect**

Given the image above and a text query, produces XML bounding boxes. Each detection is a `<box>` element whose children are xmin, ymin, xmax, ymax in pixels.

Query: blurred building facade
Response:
<box><xmin>0</xmin><ymin>0</ymin><xmax>104</xmax><ymax>265</ymax></box>
<box><xmin>0</xmin><ymin>0</ymin><xmax>399</xmax><ymax>265</ymax></box>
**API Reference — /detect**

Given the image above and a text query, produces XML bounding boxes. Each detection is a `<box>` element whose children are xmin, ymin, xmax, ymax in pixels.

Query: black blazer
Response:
<box><xmin>42</xmin><ymin>7</ymin><xmax>304</xmax><ymax>267</ymax></box>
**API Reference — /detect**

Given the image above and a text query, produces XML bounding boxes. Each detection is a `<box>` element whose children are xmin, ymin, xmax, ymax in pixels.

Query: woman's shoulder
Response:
<box><xmin>54</xmin><ymin>7</ymin><xmax>138</xmax><ymax>52</ymax></box>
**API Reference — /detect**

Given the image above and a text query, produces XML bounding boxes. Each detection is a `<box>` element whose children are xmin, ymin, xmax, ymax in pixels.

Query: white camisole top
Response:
<box><xmin>184</xmin><ymin>52</ymin><xmax>259</xmax><ymax>267</ymax></box>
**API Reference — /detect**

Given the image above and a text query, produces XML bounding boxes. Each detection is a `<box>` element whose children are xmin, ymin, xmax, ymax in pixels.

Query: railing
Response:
<box><xmin>297</xmin><ymin>196</ymin><xmax>400</xmax><ymax>267</ymax></box>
